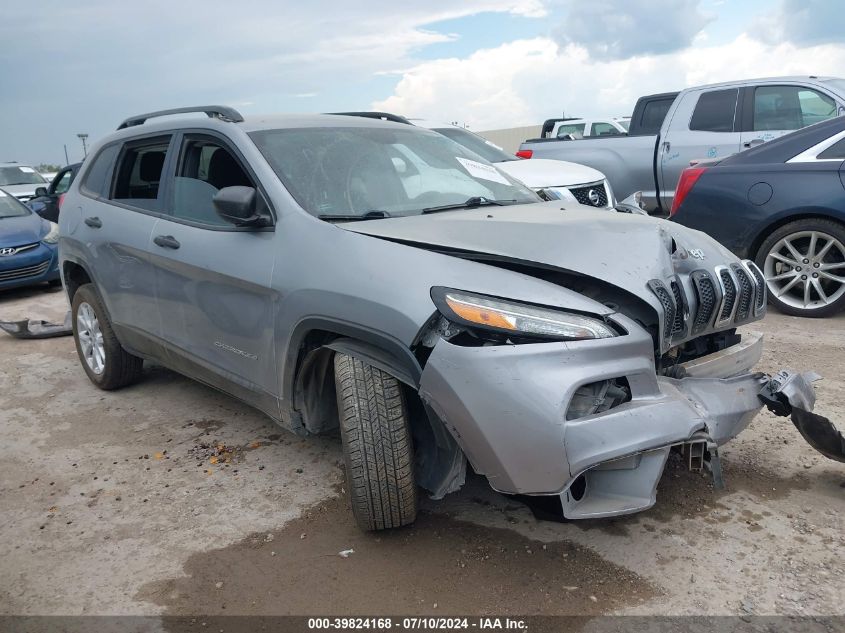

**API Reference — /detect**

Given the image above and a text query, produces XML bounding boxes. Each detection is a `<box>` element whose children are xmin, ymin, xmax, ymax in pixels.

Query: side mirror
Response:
<box><xmin>212</xmin><ymin>186</ymin><xmax>268</xmax><ymax>227</ymax></box>
<box><xmin>34</xmin><ymin>187</ymin><xmax>48</xmax><ymax>197</ymax></box>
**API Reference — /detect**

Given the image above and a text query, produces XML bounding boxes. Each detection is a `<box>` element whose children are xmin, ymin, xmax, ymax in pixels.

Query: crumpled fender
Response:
<box><xmin>759</xmin><ymin>369</ymin><xmax>845</xmax><ymax>463</ymax></box>
<box><xmin>0</xmin><ymin>312</ymin><xmax>72</xmax><ymax>339</ymax></box>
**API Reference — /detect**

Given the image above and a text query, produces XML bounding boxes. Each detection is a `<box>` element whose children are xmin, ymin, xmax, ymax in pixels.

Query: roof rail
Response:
<box><xmin>329</xmin><ymin>111</ymin><xmax>412</xmax><ymax>125</ymax></box>
<box><xmin>117</xmin><ymin>105</ymin><xmax>244</xmax><ymax>130</ymax></box>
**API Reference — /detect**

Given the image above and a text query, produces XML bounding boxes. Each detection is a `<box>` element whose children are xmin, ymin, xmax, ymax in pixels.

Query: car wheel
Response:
<box><xmin>756</xmin><ymin>219</ymin><xmax>845</xmax><ymax>318</ymax></box>
<box><xmin>334</xmin><ymin>353</ymin><xmax>417</xmax><ymax>531</ymax></box>
<box><xmin>71</xmin><ymin>283</ymin><xmax>143</xmax><ymax>389</ymax></box>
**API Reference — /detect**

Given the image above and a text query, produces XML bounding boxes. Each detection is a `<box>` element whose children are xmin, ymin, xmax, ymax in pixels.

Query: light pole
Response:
<box><xmin>77</xmin><ymin>133</ymin><xmax>89</xmax><ymax>157</ymax></box>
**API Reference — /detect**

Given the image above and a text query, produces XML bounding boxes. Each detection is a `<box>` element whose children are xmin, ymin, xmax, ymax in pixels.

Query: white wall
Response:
<box><xmin>475</xmin><ymin>125</ymin><xmax>542</xmax><ymax>154</ymax></box>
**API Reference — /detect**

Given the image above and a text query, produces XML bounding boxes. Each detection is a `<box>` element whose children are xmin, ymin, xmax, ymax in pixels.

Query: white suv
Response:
<box><xmin>335</xmin><ymin>113</ymin><xmax>618</xmax><ymax>210</ymax></box>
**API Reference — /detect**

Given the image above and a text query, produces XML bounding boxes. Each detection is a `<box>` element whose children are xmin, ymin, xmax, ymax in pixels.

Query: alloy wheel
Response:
<box><xmin>763</xmin><ymin>230</ymin><xmax>845</xmax><ymax>310</ymax></box>
<box><xmin>77</xmin><ymin>302</ymin><xmax>106</xmax><ymax>375</ymax></box>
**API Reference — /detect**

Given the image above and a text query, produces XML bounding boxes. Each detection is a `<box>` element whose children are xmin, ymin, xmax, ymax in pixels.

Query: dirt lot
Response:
<box><xmin>1</xmin><ymin>285</ymin><xmax>843</xmax><ymax>618</ymax></box>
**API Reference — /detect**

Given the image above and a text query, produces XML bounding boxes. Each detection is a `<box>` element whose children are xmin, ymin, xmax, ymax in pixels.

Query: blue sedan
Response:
<box><xmin>671</xmin><ymin>116</ymin><xmax>845</xmax><ymax>318</ymax></box>
<box><xmin>0</xmin><ymin>187</ymin><xmax>61</xmax><ymax>291</ymax></box>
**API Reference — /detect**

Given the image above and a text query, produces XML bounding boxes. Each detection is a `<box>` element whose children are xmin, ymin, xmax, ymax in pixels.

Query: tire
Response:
<box><xmin>71</xmin><ymin>283</ymin><xmax>143</xmax><ymax>390</ymax></box>
<box><xmin>334</xmin><ymin>353</ymin><xmax>417</xmax><ymax>531</ymax></box>
<box><xmin>755</xmin><ymin>218</ymin><xmax>845</xmax><ymax>318</ymax></box>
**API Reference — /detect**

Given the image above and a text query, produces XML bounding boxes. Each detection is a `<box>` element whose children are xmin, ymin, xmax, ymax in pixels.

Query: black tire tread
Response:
<box><xmin>71</xmin><ymin>284</ymin><xmax>143</xmax><ymax>390</ymax></box>
<box><xmin>334</xmin><ymin>353</ymin><xmax>417</xmax><ymax>531</ymax></box>
<box><xmin>756</xmin><ymin>217</ymin><xmax>845</xmax><ymax>318</ymax></box>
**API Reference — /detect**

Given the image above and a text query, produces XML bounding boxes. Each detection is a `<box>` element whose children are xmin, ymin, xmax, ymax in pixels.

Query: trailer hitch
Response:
<box><xmin>759</xmin><ymin>369</ymin><xmax>845</xmax><ymax>463</ymax></box>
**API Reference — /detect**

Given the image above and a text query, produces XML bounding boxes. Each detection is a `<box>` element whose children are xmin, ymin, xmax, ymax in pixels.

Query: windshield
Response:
<box><xmin>0</xmin><ymin>166</ymin><xmax>47</xmax><ymax>186</ymax></box>
<box><xmin>617</xmin><ymin>120</ymin><xmax>631</xmax><ymax>131</ymax></box>
<box><xmin>250</xmin><ymin>126</ymin><xmax>539</xmax><ymax>219</ymax></box>
<box><xmin>431</xmin><ymin>127</ymin><xmax>516</xmax><ymax>163</ymax></box>
<box><xmin>0</xmin><ymin>190</ymin><xmax>31</xmax><ymax>218</ymax></box>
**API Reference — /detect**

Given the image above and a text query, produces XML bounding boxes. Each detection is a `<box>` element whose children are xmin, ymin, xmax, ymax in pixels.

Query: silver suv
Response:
<box><xmin>58</xmin><ymin>105</ymin><xmax>817</xmax><ymax>531</ymax></box>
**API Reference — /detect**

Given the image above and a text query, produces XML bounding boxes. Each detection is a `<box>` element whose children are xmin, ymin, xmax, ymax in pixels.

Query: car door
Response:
<box><xmin>149</xmin><ymin>132</ymin><xmax>278</xmax><ymax>414</ymax></box>
<box><xmin>660</xmin><ymin>87</ymin><xmax>743</xmax><ymax>209</ymax></box>
<box><xmin>740</xmin><ymin>84</ymin><xmax>842</xmax><ymax>149</ymax></box>
<box><xmin>72</xmin><ymin>136</ymin><xmax>172</xmax><ymax>356</ymax></box>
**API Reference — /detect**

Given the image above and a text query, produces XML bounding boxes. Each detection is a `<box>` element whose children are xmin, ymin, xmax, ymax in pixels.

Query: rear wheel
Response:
<box><xmin>756</xmin><ymin>219</ymin><xmax>845</xmax><ymax>318</ymax></box>
<box><xmin>71</xmin><ymin>284</ymin><xmax>143</xmax><ymax>389</ymax></box>
<box><xmin>334</xmin><ymin>353</ymin><xmax>417</xmax><ymax>531</ymax></box>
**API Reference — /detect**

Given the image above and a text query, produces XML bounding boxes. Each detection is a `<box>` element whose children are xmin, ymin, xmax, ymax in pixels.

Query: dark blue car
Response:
<box><xmin>671</xmin><ymin>116</ymin><xmax>845</xmax><ymax>318</ymax></box>
<box><xmin>0</xmin><ymin>187</ymin><xmax>61</xmax><ymax>290</ymax></box>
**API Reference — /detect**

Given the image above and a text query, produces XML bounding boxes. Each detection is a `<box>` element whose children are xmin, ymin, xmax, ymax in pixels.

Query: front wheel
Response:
<box><xmin>756</xmin><ymin>219</ymin><xmax>845</xmax><ymax>318</ymax></box>
<box><xmin>334</xmin><ymin>353</ymin><xmax>417</xmax><ymax>531</ymax></box>
<box><xmin>71</xmin><ymin>284</ymin><xmax>143</xmax><ymax>389</ymax></box>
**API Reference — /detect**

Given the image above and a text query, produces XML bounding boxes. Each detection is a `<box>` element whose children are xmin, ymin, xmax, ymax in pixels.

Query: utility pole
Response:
<box><xmin>77</xmin><ymin>133</ymin><xmax>89</xmax><ymax>157</ymax></box>
<box><xmin>63</xmin><ymin>144</ymin><xmax>69</xmax><ymax>165</ymax></box>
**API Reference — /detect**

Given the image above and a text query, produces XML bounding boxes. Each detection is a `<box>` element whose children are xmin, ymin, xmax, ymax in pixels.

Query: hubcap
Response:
<box><xmin>77</xmin><ymin>302</ymin><xmax>105</xmax><ymax>375</ymax></box>
<box><xmin>764</xmin><ymin>230</ymin><xmax>845</xmax><ymax>310</ymax></box>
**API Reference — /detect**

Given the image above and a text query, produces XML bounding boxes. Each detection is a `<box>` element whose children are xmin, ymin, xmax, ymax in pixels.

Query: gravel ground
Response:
<box><xmin>0</xmin><ymin>284</ymin><xmax>843</xmax><ymax>618</ymax></box>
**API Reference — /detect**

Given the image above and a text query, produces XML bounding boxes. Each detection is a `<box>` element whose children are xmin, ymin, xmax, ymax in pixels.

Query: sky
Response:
<box><xmin>2</xmin><ymin>0</ymin><xmax>844</xmax><ymax>166</ymax></box>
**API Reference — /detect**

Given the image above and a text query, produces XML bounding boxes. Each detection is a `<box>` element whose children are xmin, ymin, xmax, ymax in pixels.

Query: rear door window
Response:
<box><xmin>689</xmin><ymin>89</ymin><xmax>738</xmax><ymax>132</ymax></box>
<box><xmin>556</xmin><ymin>123</ymin><xmax>586</xmax><ymax>139</ymax></box>
<box><xmin>818</xmin><ymin>137</ymin><xmax>845</xmax><ymax>160</ymax></box>
<box><xmin>638</xmin><ymin>99</ymin><xmax>673</xmax><ymax>135</ymax></box>
<box><xmin>111</xmin><ymin>137</ymin><xmax>172</xmax><ymax>210</ymax></box>
<box><xmin>80</xmin><ymin>145</ymin><xmax>120</xmax><ymax>198</ymax></box>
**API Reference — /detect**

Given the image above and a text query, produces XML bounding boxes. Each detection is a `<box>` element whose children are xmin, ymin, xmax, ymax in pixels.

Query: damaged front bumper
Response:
<box><xmin>419</xmin><ymin>316</ymin><xmax>826</xmax><ymax>519</ymax></box>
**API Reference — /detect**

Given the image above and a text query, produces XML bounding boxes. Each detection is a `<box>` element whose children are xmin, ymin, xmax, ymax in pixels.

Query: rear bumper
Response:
<box><xmin>0</xmin><ymin>243</ymin><xmax>59</xmax><ymax>290</ymax></box>
<box><xmin>419</xmin><ymin>316</ymin><xmax>771</xmax><ymax>519</ymax></box>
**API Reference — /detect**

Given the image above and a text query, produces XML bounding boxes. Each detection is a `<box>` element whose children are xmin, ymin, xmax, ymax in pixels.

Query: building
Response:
<box><xmin>475</xmin><ymin>125</ymin><xmax>541</xmax><ymax>154</ymax></box>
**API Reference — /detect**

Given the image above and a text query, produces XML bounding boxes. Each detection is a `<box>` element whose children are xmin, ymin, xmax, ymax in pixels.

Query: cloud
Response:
<box><xmin>552</xmin><ymin>0</ymin><xmax>712</xmax><ymax>61</ymax></box>
<box><xmin>373</xmin><ymin>34</ymin><xmax>845</xmax><ymax>130</ymax></box>
<box><xmin>754</xmin><ymin>0</ymin><xmax>845</xmax><ymax>46</ymax></box>
<box><xmin>0</xmin><ymin>0</ymin><xmax>549</xmax><ymax>163</ymax></box>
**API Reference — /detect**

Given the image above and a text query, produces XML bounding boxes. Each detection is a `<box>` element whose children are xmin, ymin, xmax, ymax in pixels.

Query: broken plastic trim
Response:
<box><xmin>0</xmin><ymin>311</ymin><xmax>72</xmax><ymax>339</ymax></box>
<box><xmin>758</xmin><ymin>369</ymin><xmax>845</xmax><ymax>463</ymax></box>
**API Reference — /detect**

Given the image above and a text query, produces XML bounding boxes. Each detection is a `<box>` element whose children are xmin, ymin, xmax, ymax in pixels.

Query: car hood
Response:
<box><xmin>495</xmin><ymin>159</ymin><xmax>605</xmax><ymax>188</ymax></box>
<box><xmin>0</xmin><ymin>212</ymin><xmax>47</xmax><ymax>245</ymax></box>
<box><xmin>342</xmin><ymin>201</ymin><xmax>739</xmax><ymax>316</ymax></box>
<box><xmin>2</xmin><ymin>183</ymin><xmax>44</xmax><ymax>199</ymax></box>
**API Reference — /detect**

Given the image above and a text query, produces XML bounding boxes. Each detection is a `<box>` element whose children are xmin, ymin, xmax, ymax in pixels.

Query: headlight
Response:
<box><xmin>431</xmin><ymin>288</ymin><xmax>617</xmax><ymax>340</ymax></box>
<box><xmin>42</xmin><ymin>222</ymin><xmax>60</xmax><ymax>244</ymax></box>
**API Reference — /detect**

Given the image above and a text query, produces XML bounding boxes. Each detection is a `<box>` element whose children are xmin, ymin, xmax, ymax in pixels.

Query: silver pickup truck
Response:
<box><xmin>519</xmin><ymin>76</ymin><xmax>845</xmax><ymax>214</ymax></box>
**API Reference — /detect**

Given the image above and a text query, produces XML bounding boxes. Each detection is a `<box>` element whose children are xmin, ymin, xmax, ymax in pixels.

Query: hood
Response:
<box><xmin>342</xmin><ymin>202</ymin><xmax>740</xmax><ymax>321</ymax></box>
<box><xmin>2</xmin><ymin>183</ymin><xmax>44</xmax><ymax>200</ymax></box>
<box><xmin>495</xmin><ymin>158</ymin><xmax>605</xmax><ymax>188</ymax></box>
<box><xmin>0</xmin><ymin>211</ymin><xmax>48</xmax><ymax>246</ymax></box>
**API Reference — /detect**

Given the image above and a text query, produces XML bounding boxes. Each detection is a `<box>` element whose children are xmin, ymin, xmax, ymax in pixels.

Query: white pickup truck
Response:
<box><xmin>519</xmin><ymin>76</ymin><xmax>845</xmax><ymax>214</ymax></box>
<box><xmin>549</xmin><ymin>117</ymin><xmax>630</xmax><ymax>139</ymax></box>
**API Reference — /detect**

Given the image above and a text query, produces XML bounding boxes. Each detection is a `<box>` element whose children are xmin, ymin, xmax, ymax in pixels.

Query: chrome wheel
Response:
<box><xmin>763</xmin><ymin>230</ymin><xmax>845</xmax><ymax>310</ymax></box>
<box><xmin>77</xmin><ymin>302</ymin><xmax>105</xmax><ymax>375</ymax></box>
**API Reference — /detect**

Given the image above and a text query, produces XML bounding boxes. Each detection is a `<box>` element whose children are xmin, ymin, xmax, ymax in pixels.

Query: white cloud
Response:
<box><xmin>754</xmin><ymin>0</ymin><xmax>845</xmax><ymax>46</ymax></box>
<box><xmin>553</xmin><ymin>0</ymin><xmax>712</xmax><ymax>61</ymax></box>
<box><xmin>372</xmin><ymin>34</ymin><xmax>845</xmax><ymax>130</ymax></box>
<box><xmin>0</xmin><ymin>0</ymin><xmax>550</xmax><ymax>163</ymax></box>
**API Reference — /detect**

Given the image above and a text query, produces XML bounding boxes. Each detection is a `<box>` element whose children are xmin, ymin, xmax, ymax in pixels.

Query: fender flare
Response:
<box><xmin>283</xmin><ymin>317</ymin><xmax>422</xmax><ymax>402</ymax></box>
<box><xmin>324</xmin><ymin>338</ymin><xmax>419</xmax><ymax>387</ymax></box>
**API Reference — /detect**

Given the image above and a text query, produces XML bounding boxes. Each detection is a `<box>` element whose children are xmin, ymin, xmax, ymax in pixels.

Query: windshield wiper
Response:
<box><xmin>318</xmin><ymin>210</ymin><xmax>392</xmax><ymax>222</ymax></box>
<box><xmin>421</xmin><ymin>197</ymin><xmax>517</xmax><ymax>214</ymax></box>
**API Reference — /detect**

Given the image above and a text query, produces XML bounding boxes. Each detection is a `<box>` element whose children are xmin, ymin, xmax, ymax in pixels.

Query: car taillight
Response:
<box><xmin>515</xmin><ymin>149</ymin><xmax>533</xmax><ymax>159</ymax></box>
<box><xmin>57</xmin><ymin>194</ymin><xmax>66</xmax><ymax>208</ymax></box>
<box><xmin>670</xmin><ymin>166</ymin><xmax>707</xmax><ymax>217</ymax></box>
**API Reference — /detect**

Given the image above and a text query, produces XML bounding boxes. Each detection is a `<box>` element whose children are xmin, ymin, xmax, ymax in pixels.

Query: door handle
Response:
<box><xmin>153</xmin><ymin>235</ymin><xmax>181</xmax><ymax>250</ymax></box>
<box><xmin>662</xmin><ymin>141</ymin><xmax>671</xmax><ymax>153</ymax></box>
<box><xmin>84</xmin><ymin>216</ymin><xmax>102</xmax><ymax>228</ymax></box>
<box><xmin>743</xmin><ymin>139</ymin><xmax>765</xmax><ymax>149</ymax></box>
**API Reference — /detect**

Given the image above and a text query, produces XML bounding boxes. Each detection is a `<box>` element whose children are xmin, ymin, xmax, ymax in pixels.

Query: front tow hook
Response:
<box><xmin>758</xmin><ymin>370</ymin><xmax>845</xmax><ymax>463</ymax></box>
